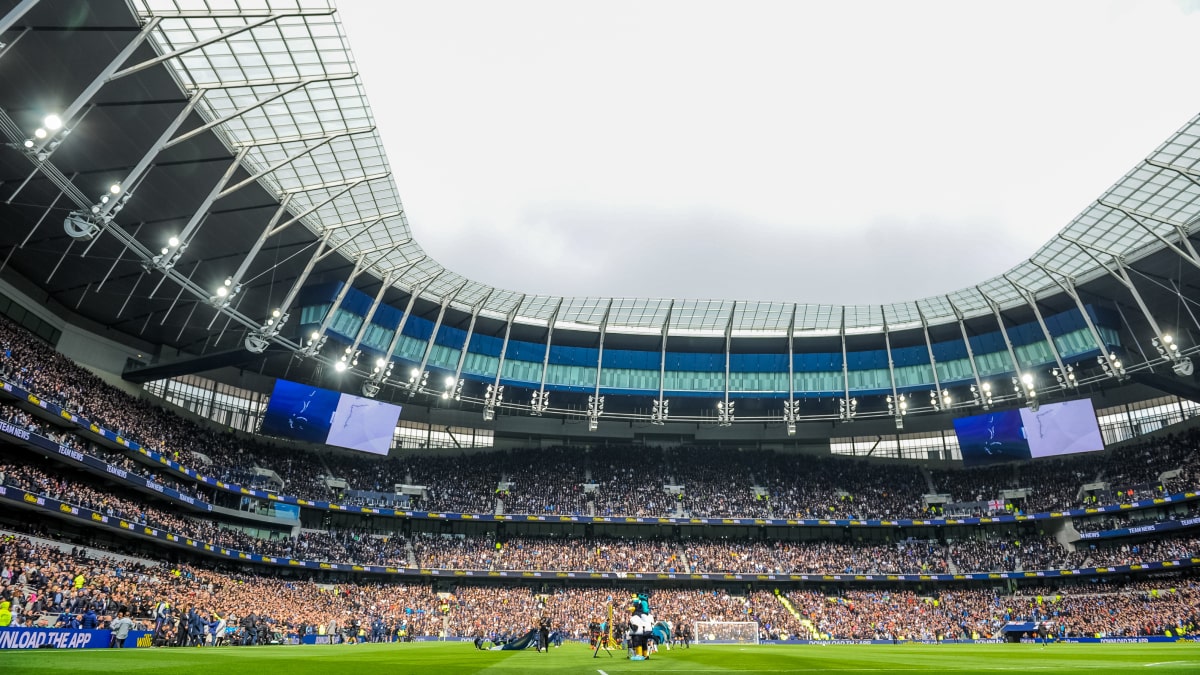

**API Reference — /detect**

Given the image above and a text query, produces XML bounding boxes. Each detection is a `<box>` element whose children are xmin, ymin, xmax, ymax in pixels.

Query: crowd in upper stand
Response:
<box><xmin>2</xmin><ymin>533</ymin><xmax>1198</xmax><ymax>641</ymax></box>
<box><xmin>0</xmin><ymin>315</ymin><xmax>1199</xmax><ymax>523</ymax></box>
<box><xmin>6</xmin><ymin>431</ymin><xmax>1200</xmax><ymax>576</ymax></box>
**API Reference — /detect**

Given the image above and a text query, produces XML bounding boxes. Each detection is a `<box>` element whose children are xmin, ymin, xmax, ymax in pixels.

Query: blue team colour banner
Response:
<box><xmin>0</xmin><ymin>627</ymin><xmax>151</xmax><ymax>649</ymax></box>
<box><xmin>2</xmin><ymin>376</ymin><xmax>1197</xmax><ymax>529</ymax></box>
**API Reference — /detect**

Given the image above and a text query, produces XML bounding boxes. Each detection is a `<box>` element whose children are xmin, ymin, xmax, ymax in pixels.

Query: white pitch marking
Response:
<box><xmin>1145</xmin><ymin>662</ymin><xmax>1200</xmax><ymax>668</ymax></box>
<box><xmin>598</xmin><ymin>670</ymin><xmax>610</xmax><ymax>675</ymax></box>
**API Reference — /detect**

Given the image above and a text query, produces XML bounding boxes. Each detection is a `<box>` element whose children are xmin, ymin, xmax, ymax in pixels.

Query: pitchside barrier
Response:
<box><xmin>0</xmin><ymin>627</ymin><xmax>153</xmax><ymax>649</ymax></box>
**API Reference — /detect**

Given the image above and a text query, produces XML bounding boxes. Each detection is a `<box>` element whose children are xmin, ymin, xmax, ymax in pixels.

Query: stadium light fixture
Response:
<box><xmin>483</xmin><ymin>383</ymin><xmax>503</xmax><ymax>421</ymax></box>
<box><xmin>334</xmin><ymin>360</ymin><xmax>347</xmax><ymax>372</ymax></box>
<box><xmin>652</xmin><ymin>398</ymin><xmax>670</xmax><ymax>426</ymax></box>
<box><xmin>1052</xmin><ymin>366</ymin><xmax>1076</xmax><ymax>389</ymax></box>
<box><xmin>587</xmin><ymin>395</ymin><xmax>605</xmax><ymax>431</ymax></box>
<box><xmin>43</xmin><ymin>114</ymin><xmax>62</xmax><ymax>131</ymax></box>
<box><xmin>838</xmin><ymin>397</ymin><xmax>857</xmax><ymax>421</ymax></box>
<box><xmin>109</xmin><ymin>183</ymin><xmax>121</xmax><ymax>195</ymax></box>
<box><xmin>782</xmin><ymin>399</ymin><xmax>799</xmax><ymax>435</ymax></box>
<box><xmin>33</xmin><ymin>127</ymin><xmax>46</xmax><ymax>139</ymax></box>
<box><xmin>716</xmin><ymin>400</ymin><xmax>734</xmax><ymax>427</ymax></box>
<box><xmin>970</xmin><ymin>381</ymin><xmax>993</xmax><ymax>409</ymax></box>
<box><xmin>530</xmin><ymin>389</ymin><xmax>550</xmax><ymax>416</ymax></box>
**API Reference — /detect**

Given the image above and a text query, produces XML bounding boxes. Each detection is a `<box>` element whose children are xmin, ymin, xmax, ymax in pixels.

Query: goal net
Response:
<box><xmin>693</xmin><ymin>621</ymin><xmax>760</xmax><ymax>645</ymax></box>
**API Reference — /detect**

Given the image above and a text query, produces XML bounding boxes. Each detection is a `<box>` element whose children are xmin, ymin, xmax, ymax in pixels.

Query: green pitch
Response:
<box><xmin>2</xmin><ymin>642</ymin><xmax>1199</xmax><ymax>674</ymax></box>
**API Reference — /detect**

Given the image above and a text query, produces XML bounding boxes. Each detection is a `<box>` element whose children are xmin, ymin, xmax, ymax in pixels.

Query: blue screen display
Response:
<box><xmin>953</xmin><ymin>409</ymin><xmax>1031</xmax><ymax>467</ymax></box>
<box><xmin>259</xmin><ymin>380</ymin><xmax>340</xmax><ymax>445</ymax></box>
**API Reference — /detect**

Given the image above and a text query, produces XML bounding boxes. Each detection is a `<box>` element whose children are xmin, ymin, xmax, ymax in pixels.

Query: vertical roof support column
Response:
<box><xmin>531</xmin><ymin>299</ymin><xmax>564</xmax><ymax>415</ymax></box>
<box><xmin>783</xmin><ymin>304</ymin><xmax>799</xmax><ymax>435</ymax></box>
<box><xmin>978</xmin><ymin>287</ymin><xmax>1035</xmax><ymax>405</ymax></box>
<box><xmin>450</xmin><ymin>291</ymin><xmax>493</xmax><ymax>400</ymax></box>
<box><xmin>1005</xmin><ymin>274</ymin><xmax>1073</xmax><ymax>390</ymax></box>
<box><xmin>362</xmin><ymin>269</ymin><xmax>439</xmax><ymax>388</ymax></box>
<box><xmin>652</xmin><ymin>301</ymin><xmax>674</xmax><ymax>425</ymax></box>
<box><xmin>483</xmin><ymin>296</ymin><xmax>524</xmax><ymax>421</ymax></box>
<box><xmin>411</xmin><ymin>283</ymin><xmax>468</xmax><ymax>398</ymax></box>
<box><xmin>948</xmin><ymin>297</ymin><xmax>990</xmax><ymax>409</ymax></box>
<box><xmin>839</xmin><ymin>308</ymin><xmax>854</xmax><ymax>421</ymax></box>
<box><xmin>915</xmin><ymin>303</ymin><xmax>946</xmax><ymax>411</ymax></box>
<box><xmin>717</xmin><ymin>303</ymin><xmax>736</xmax><ymax>427</ymax></box>
<box><xmin>348</xmin><ymin>270</ymin><xmax>396</xmax><ymax>355</ymax></box>
<box><xmin>1032</xmin><ymin>261</ymin><xmax>1124</xmax><ymax>379</ymax></box>
<box><xmin>587</xmin><ymin>300</ymin><xmax>613</xmax><ymax>431</ymax></box>
<box><xmin>882</xmin><ymin>309</ymin><xmax>904</xmax><ymax>429</ymax></box>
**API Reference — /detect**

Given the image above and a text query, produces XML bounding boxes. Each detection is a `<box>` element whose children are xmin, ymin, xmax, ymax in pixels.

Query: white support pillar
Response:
<box><xmin>412</xmin><ymin>283</ymin><xmax>468</xmax><ymax>398</ymax></box>
<box><xmin>915</xmin><ymin>303</ymin><xmax>947</xmax><ymax>412</ymax></box>
<box><xmin>483</xmin><ymin>296</ymin><xmax>525</xmax><ymax>420</ymax></box>
<box><xmin>977</xmin><ymin>287</ymin><xmax>1035</xmax><ymax>404</ymax></box>
<box><xmin>652</xmin><ymin>300</ymin><xmax>674</xmax><ymax>425</ymax></box>
<box><xmin>947</xmin><ymin>297</ymin><xmax>990</xmax><ymax>409</ymax></box>
<box><xmin>783</xmin><ymin>303</ymin><xmax>799</xmax><ymax>434</ymax></box>
<box><xmin>451</xmin><ymin>291</ymin><xmax>493</xmax><ymax>397</ymax></box>
<box><xmin>882</xmin><ymin>309</ymin><xmax>904</xmax><ymax>429</ymax></box>
<box><xmin>0</xmin><ymin>0</ymin><xmax>41</xmax><ymax>36</ymax></box>
<box><xmin>588</xmin><ymin>299</ymin><xmax>614</xmax><ymax>431</ymax></box>
<box><xmin>531</xmin><ymin>299</ymin><xmax>564</xmax><ymax>415</ymax></box>
<box><xmin>717</xmin><ymin>303</ymin><xmax>736</xmax><ymax>427</ymax></box>
<box><xmin>1004</xmin><ymin>274</ymin><xmax>1072</xmax><ymax>389</ymax></box>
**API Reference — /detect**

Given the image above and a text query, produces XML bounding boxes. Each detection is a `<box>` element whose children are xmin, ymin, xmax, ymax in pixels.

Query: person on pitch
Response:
<box><xmin>628</xmin><ymin>594</ymin><xmax>654</xmax><ymax>661</ymax></box>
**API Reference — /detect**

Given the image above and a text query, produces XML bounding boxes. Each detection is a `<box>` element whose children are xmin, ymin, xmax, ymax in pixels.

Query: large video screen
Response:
<box><xmin>954</xmin><ymin>399</ymin><xmax>1104</xmax><ymax>467</ymax></box>
<box><xmin>1019</xmin><ymin>398</ymin><xmax>1105</xmax><ymax>458</ymax></box>
<box><xmin>260</xmin><ymin>380</ymin><xmax>401</xmax><ymax>455</ymax></box>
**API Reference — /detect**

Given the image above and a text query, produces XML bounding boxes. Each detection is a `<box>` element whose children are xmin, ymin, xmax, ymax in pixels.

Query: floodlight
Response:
<box><xmin>334</xmin><ymin>360</ymin><xmax>347</xmax><ymax>372</ymax></box>
<box><xmin>168</xmin><ymin>236</ymin><xmax>180</xmax><ymax>247</ymax></box>
<box><xmin>22</xmin><ymin>140</ymin><xmax>33</xmax><ymax>148</ymax></box>
<box><xmin>109</xmin><ymin>184</ymin><xmax>121</xmax><ymax>195</ymax></box>
<box><xmin>43</xmin><ymin>114</ymin><xmax>62</xmax><ymax>131</ymax></box>
<box><xmin>215</xmin><ymin>286</ymin><xmax>228</xmax><ymax>298</ymax></box>
<box><xmin>33</xmin><ymin>127</ymin><xmax>46</xmax><ymax>139</ymax></box>
<box><xmin>272</xmin><ymin>309</ymin><xmax>281</xmax><ymax>318</ymax></box>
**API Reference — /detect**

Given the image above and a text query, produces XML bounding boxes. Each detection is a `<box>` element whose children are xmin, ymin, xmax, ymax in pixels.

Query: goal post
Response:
<box><xmin>693</xmin><ymin>621</ymin><xmax>760</xmax><ymax>645</ymax></box>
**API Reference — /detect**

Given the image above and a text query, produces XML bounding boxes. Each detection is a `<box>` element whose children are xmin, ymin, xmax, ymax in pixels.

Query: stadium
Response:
<box><xmin>0</xmin><ymin>0</ymin><xmax>1199</xmax><ymax>673</ymax></box>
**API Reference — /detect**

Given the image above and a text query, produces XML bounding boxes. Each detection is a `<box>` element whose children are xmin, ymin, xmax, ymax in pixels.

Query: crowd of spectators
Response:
<box><xmin>3</xmin><ymin>533</ymin><xmax>1197</xmax><ymax>643</ymax></box>
<box><xmin>2</xmin><ymin>315</ymin><xmax>1200</xmax><ymax>524</ymax></box>
<box><xmin>5</xmin><ymin>440</ymin><xmax>1200</xmax><ymax>576</ymax></box>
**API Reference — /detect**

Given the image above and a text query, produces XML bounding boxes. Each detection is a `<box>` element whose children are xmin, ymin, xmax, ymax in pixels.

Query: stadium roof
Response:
<box><xmin>0</xmin><ymin>0</ymin><xmax>1198</xmax><ymax>351</ymax></box>
<box><xmin>123</xmin><ymin>0</ymin><xmax>1200</xmax><ymax>336</ymax></box>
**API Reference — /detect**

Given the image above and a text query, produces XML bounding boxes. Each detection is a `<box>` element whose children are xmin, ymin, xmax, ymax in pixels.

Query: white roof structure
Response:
<box><xmin>132</xmin><ymin>0</ymin><xmax>1200</xmax><ymax>336</ymax></box>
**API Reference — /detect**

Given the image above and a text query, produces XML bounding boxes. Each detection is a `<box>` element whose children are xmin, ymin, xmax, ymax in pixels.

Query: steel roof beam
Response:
<box><xmin>452</xmin><ymin>290</ymin><xmax>493</xmax><ymax>388</ymax></box>
<box><xmin>0</xmin><ymin>0</ymin><xmax>41</xmax><ymax>36</ymax></box>
<box><xmin>1004</xmin><ymin>273</ymin><xmax>1070</xmax><ymax>386</ymax></box>
<box><xmin>532</xmin><ymin>298</ymin><xmax>564</xmax><ymax>414</ymax></box>
<box><xmin>109</xmin><ymin>11</ymin><xmax>336</xmax><ymax>82</ymax></box>
<box><xmin>947</xmin><ymin>296</ymin><xmax>987</xmax><ymax>405</ymax></box>
<box><xmin>1098</xmin><ymin>201</ymin><xmax>1200</xmax><ymax>272</ymax></box>
<box><xmin>163</xmin><ymin>75</ymin><xmax>357</xmax><ymax>151</ymax></box>
<box><xmin>1029</xmin><ymin>259</ymin><xmax>1117</xmax><ymax>367</ymax></box>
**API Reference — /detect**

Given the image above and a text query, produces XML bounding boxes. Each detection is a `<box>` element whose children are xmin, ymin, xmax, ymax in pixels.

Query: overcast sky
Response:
<box><xmin>336</xmin><ymin>0</ymin><xmax>1200</xmax><ymax>306</ymax></box>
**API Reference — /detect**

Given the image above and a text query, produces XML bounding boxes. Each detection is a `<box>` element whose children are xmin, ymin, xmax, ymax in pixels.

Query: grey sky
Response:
<box><xmin>337</xmin><ymin>0</ymin><xmax>1200</xmax><ymax>306</ymax></box>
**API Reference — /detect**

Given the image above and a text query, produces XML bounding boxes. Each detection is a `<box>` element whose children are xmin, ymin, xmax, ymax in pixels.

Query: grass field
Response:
<box><xmin>2</xmin><ymin>642</ymin><xmax>1199</xmax><ymax>674</ymax></box>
